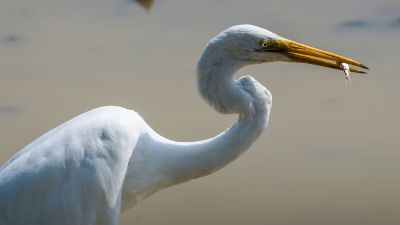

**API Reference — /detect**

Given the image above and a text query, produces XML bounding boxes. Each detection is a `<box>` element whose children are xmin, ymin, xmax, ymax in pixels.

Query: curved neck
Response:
<box><xmin>122</xmin><ymin>49</ymin><xmax>271</xmax><ymax>209</ymax></box>
<box><xmin>154</xmin><ymin>52</ymin><xmax>271</xmax><ymax>185</ymax></box>
<box><xmin>159</xmin><ymin>102</ymin><xmax>269</xmax><ymax>185</ymax></box>
<box><xmin>197</xmin><ymin>46</ymin><xmax>249</xmax><ymax>115</ymax></box>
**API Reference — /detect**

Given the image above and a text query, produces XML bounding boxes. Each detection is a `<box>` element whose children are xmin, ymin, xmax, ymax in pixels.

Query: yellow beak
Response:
<box><xmin>277</xmin><ymin>39</ymin><xmax>369</xmax><ymax>74</ymax></box>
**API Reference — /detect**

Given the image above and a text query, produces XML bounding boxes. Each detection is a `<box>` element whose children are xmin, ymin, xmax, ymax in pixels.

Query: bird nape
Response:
<box><xmin>0</xmin><ymin>25</ymin><xmax>368</xmax><ymax>225</ymax></box>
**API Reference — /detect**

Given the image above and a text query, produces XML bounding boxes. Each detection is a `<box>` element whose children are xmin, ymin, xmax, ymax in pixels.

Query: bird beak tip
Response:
<box><xmin>361</xmin><ymin>64</ymin><xmax>369</xmax><ymax>70</ymax></box>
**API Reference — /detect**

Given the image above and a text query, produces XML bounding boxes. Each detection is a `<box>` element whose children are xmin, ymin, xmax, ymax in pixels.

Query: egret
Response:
<box><xmin>0</xmin><ymin>25</ymin><xmax>368</xmax><ymax>225</ymax></box>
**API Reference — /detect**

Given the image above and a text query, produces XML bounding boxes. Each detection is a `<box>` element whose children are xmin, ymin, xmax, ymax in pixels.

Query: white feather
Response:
<box><xmin>0</xmin><ymin>25</ymin><xmax>277</xmax><ymax>225</ymax></box>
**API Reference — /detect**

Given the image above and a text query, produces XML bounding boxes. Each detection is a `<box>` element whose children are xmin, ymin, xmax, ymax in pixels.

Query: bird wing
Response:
<box><xmin>0</xmin><ymin>106</ymin><xmax>140</xmax><ymax>225</ymax></box>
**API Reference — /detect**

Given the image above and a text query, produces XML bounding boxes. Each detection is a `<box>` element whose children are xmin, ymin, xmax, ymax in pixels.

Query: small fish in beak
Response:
<box><xmin>339</xmin><ymin>63</ymin><xmax>351</xmax><ymax>86</ymax></box>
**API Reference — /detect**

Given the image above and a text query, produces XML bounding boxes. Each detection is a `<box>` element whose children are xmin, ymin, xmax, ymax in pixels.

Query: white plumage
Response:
<box><xmin>0</xmin><ymin>25</ymin><xmax>367</xmax><ymax>225</ymax></box>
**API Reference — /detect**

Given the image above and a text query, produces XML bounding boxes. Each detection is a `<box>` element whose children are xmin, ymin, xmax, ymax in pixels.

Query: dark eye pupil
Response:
<box><xmin>259</xmin><ymin>40</ymin><xmax>270</xmax><ymax>48</ymax></box>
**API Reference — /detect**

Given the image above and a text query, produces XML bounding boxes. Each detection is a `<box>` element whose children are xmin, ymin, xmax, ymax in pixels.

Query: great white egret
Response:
<box><xmin>0</xmin><ymin>25</ymin><xmax>367</xmax><ymax>225</ymax></box>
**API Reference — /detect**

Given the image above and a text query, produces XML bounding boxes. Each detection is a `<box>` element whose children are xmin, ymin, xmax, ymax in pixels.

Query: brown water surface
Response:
<box><xmin>1</xmin><ymin>0</ymin><xmax>399</xmax><ymax>224</ymax></box>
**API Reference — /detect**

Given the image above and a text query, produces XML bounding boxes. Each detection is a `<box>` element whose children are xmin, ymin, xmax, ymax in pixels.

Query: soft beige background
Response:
<box><xmin>0</xmin><ymin>0</ymin><xmax>399</xmax><ymax>224</ymax></box>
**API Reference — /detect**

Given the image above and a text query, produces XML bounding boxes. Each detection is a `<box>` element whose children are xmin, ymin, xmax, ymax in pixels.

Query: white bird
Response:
<box><xmin>0</xmin><ymin>25</ymin><xmax>368</xmax><ymax>225</ymax></box>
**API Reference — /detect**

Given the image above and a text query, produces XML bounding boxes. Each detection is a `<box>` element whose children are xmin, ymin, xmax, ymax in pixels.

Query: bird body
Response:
<box><xmin>0</xmin><ymin>107</ymin><xmax>140</xmax><ymax>225</ymax></box>
<box><xmin>0</xmin><ymin>86</ymin><xmax>270</xmax><ymax>225</ymax></box>
<box><xmin>0</xmin><ymin>25</ymin><xmax>367</xmax><ymax>225</ymax></box>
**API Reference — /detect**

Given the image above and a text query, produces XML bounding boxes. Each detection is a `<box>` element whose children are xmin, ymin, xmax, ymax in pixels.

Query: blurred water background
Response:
<box><xmin>0</xmin><ymin>0</ymin><xmax>399</xmax><ymax>224</ymax></box>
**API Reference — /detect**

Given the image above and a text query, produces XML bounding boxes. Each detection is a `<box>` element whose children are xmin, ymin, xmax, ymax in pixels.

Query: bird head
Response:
<box><xmin>208</xmin><ymin>24</ymin><xmax>368</xmax><ymax>73</ymax></box>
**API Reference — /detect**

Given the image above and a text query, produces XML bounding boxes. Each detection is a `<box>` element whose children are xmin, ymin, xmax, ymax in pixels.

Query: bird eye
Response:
<box><xmin>259</xmin><ymin>39</ymin><xmax>271</xmax><ymax>48</ymax></box>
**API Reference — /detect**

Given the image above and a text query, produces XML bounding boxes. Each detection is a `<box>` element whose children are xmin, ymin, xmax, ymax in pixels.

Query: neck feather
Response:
<box><xmin>122</xmin><ymin>49</ymin><xmax>272</xmax><ymax>208</ymax></box>
<box><xmin>157</xmin><ymin>51</ymin><xmax>272</xmax><ymax>185</ymax></box>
